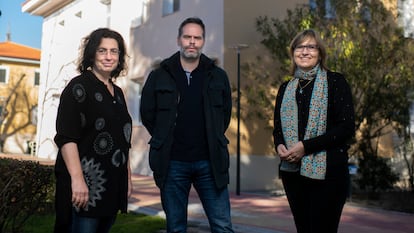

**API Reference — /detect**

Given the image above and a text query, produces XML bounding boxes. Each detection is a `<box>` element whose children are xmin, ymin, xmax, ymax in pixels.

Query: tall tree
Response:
<box><xmin>248</xmin><ymin>0</ymin><xmax>414</xmax><ymax>191</ymax></box>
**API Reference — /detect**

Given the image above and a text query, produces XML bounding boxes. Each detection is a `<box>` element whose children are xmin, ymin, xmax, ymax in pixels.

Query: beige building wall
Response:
<box><xmin>221</xmin><ymin>0</ymin><xmax>306</xmax><ymax>191</ymax></box>
<box><xmin>0</xmin><ymin>61</ymin><xmax>38</xmax><ymax>153</ymax></box>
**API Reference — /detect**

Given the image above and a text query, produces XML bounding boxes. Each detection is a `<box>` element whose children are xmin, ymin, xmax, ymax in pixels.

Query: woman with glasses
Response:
<box><xmin>273</xmin><ymin>29</ymin><xmax>355</xmax><ymax>233</ymax></box>
<box><xmin>53</xmin><ymin>28</ymin><xmax>132</xmax><ymax>233</ymax></box>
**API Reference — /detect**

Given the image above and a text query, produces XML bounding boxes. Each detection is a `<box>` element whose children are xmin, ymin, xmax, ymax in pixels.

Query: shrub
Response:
<box><xmin>0</xmin><ymin>158</ymin><xmax>54</xmax><ymax>233</ymax></box>
<box><xmin>355</xmin><ymin>155</ymin><xmax>399</xmax><ymax>196</ymax></box>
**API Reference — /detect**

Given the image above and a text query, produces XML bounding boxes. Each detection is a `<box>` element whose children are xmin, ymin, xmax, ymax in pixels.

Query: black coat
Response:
<box><xmin>140</xmin><ymin>52</ymin><xmax>232</xmax><ymax>189</ymax></box>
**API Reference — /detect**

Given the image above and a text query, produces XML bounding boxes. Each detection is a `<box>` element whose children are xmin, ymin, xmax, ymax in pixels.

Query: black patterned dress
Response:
<box><xmin>53</xmin><ymin>70</ymin><xmax>132</xmax><ymax>231</ymax></box>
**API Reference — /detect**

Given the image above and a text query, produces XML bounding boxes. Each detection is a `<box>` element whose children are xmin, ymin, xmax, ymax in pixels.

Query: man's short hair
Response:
<box><xmin>178</xmin><ymin>17</ymin><xmax>205</xmax><ymax>38</ymax></box>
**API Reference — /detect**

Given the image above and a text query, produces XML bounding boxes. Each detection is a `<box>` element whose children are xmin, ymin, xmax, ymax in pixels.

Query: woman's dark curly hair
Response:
<box><xmin>77</xmin><ymin>28</ymin><xmax>127</xmax><ymax>79</ymax></box>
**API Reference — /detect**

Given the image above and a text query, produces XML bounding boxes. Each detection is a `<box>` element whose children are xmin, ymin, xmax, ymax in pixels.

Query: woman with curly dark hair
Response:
<box><xmin>54</xmin><ymin>28</ymin><xmax>132</xmax><ymax>233</ymax></box>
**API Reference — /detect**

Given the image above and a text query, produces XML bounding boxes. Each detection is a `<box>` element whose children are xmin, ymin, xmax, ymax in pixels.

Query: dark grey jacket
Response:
<box><xmin>140</xmin><ymin>52</ymin><xmax>232</xmax><ymax>189</ymax></box>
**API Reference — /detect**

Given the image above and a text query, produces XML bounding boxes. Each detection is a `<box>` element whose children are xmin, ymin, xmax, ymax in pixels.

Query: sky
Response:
<box><xmin>0</xmin><ymin>1</ymin><xmax>42</xmax><ymax>49</ymax></box>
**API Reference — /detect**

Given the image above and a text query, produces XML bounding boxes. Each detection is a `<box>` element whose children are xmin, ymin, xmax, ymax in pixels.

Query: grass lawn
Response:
<box><xmin>22</xmin><ymin>212</ymin><xmax>166</xmax><ymax>233</ymax></box>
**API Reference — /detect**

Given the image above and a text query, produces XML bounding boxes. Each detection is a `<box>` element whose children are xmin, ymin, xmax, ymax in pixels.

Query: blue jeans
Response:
<box><xmin>161</xmin><ymin>160</ymin><xmax>234</xmax><ymax>233</ymax></box>
<box><xmin>71</xmin><ymin>209</ymin><xmax>116</xmax><ymax>233</ymax></box>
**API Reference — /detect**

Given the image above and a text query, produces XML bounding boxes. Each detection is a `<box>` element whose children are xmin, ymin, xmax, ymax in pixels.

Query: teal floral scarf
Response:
<box><xmin>280</xmin><ymin>64</ymin><xmax>328</xmax><ymax>180</ymax></box>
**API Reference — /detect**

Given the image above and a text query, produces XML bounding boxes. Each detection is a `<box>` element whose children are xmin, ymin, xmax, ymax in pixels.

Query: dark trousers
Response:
<box><xmin>281</xmin><ymin>171</ymin><xmax>348</xmax><ymax>233</ymax></box>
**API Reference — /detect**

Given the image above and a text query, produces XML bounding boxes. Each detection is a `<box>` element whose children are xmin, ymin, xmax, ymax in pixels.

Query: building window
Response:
<box><xmin>0</xmin><ymin>96</ymin><xmax>5</xmax><ymax>124</ymax></box>
<box><xmin>75</xmin><ymin>11</ymin><xmax>82</xmax><ymax>18</ymax></box>
<box><xmin>34</xmin><ymin>70</ymin><xmax>40</xmax><ymax>86</ymax></box>
<box><xmin>309</xmin><ymin>0</ymin><xmax>336</xmax><ymax>19</ymax></box>
<box><xmin>398</xmin><ymin>0</ymin><xmax>414</xmax><ymax>38</ymax></box>
<box><xmin>162</xmin><ymin>0</ymin><xmax>179</xmax><ymax>16</ymax></box>
<box><xmin>31</xmin><ymin>106</ymin><xmax>38</xmax><ymax>125</ymax></box>
<box><xmin>0</xmin><ymin>66</ymin><xmax>9</xmax><ymax>84</ymax></box>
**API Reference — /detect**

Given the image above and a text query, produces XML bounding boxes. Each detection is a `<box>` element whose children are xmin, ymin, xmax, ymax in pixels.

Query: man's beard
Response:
<box><xmin>180</xmin><ymin>47</ymin><xmax>201</xmax><ymax>61</ymax></box>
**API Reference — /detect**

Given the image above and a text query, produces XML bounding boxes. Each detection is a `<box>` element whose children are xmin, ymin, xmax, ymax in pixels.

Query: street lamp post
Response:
<box><xmin>230</xmin><ymin>44</ymin><xmax>248</xmax><ymax>196</ymax></box>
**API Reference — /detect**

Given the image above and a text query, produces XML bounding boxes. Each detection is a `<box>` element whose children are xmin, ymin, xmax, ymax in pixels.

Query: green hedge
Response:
<box><xmin>0</xmin><ymin>158</ymin><xmax>54</xmax><ymax>233</ymax></box>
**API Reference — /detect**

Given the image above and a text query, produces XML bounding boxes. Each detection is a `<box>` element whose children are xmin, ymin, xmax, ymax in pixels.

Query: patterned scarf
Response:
<box><xmin>280</xmin><ymin>64</ymin><xmax>328</xmax><ymax>180</ymax></box>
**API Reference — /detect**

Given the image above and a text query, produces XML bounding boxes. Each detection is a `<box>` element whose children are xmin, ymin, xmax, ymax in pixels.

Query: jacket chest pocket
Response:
<box><xmin>155</xmin><ymin>86</ymin><xmax>175</xmax><ymax>110</ymax></box>
<box><xmin>208</xmin><ymin>83</ymin><xmax>224</xmax><ymax>107</ymax></box>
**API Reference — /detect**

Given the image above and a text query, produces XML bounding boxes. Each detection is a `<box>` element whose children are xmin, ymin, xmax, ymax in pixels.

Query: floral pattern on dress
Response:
<box><xmin>123</xmin><ymin>123</ymin><xmax>132</xmax><ymax>143</ymax></box>
<box><xmin>93</xmin><ymin>132</ymin><xmax>113</xmax><ymax>155</ymax></box>
<box><xmin>95</xmin><ymin>118</ymin><xmax>105</xmax><ymax>131</ymax></box>
<box><xmin>72</xmin><ymin>83</ymin><xmax>86</xmax><ymax>103</ymax></box>
<box><xmin>81</xmin><ymin>157</ymin><xmax>107</xmax><ymax>211</ymax></box>
<box><xmin>111</xmin><ymin>149</ymin><xmax>126</xmax><ymax>167</ymax></box>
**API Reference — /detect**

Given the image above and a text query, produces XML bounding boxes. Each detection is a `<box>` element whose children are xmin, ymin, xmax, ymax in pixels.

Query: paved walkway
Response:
<box><xmin>129</xmin><ymin>174</ymin><xmax>414</xmax><ymax>233</ymax></box>
<box><xmin>2</xmin><ymin>154</ymin><xmax>413</xmax><ymax>233</ymax></box>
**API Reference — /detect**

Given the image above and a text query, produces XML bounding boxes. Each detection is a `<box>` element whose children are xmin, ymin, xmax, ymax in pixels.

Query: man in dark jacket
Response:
<box><xmin>140</xmin><ymin>17</ymin><xmax>234</xmax><ymax>233</ymax></box>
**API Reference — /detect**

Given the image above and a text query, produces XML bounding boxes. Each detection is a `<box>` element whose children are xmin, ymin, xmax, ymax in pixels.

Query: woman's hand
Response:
<box><xmin>61</xmin><ymin>142</ymin><xmax>89</xmax><ymax>210</ymax></box>
<box><xmin>277</xmin><ymin>142</ymin><xmax>305</xmax><ymax>163</ymax></box>
<box><xmin>71</xmin><ymin>176</ymin><xmax>89</xmax><ymax>209</ymax></box>
<box><xmin>277</xmin><ymin>144</ymin><xmax>289</xmax><ymax>161</ymax></box>
<box><xmin>286</xmin><ymin>141</ymin><xmax>305</xmax><ymax>163</ymax></box>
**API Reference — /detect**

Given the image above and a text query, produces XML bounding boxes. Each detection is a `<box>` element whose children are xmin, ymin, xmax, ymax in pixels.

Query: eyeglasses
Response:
<box><xmin>96</xmin><ymin>48</ymin><xmax>120</xmax><ymax>56</ymax></box>
<box><xmin>294</xmin><ymin>44</ymin><xmax>319</xmax><ymax>52</ymax></box>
